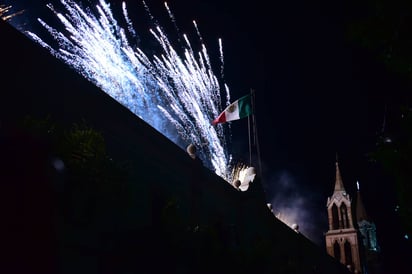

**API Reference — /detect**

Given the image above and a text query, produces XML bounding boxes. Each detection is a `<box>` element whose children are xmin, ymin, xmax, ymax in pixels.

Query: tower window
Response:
<box><xmin>344</xmin><ymin>241</ymin><xmax>353</xmax><ymax>266</ymax></box>
<box><xmin>340</xmin><ymin>204</ymin><xmax>350</xmax><ymax>228</ymax></box>
<box><xmin>332</xmin><ymin>204</ymin><xmax>339</xmax><ymax>230</ymax></box>
<box><xmin>333</xmin><ymin>241</ymin><xmax>341</xmax><ymax>261</ymax></box>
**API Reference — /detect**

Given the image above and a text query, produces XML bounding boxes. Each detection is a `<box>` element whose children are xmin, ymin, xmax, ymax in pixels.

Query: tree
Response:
<box><xmin>346</xmin><ymin>0</ymin><xmax>412</xmax><ymax>80</ymax></box>
<box><xmin>21</xmin><ymin>116</ymin><xmax>129</xmax><ymax>225</ymax></box>
<box><xmin>370</xmin><ymin>107</ymin><xmax>412</xmax><ymax>238</ymax></box>
<box><xmin>345</xmin><ymin>0</ymin><xmax>412</xmax><ymax>239</ymax></box>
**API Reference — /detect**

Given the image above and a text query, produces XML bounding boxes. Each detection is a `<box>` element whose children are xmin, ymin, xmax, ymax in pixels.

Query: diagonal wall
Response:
<box><xmin>0</xmin><ymin>19</ymin><xmax>350</xmax><ymax>274</ymax></box>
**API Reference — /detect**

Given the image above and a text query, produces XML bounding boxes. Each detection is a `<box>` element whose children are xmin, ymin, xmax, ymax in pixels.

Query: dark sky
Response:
<box><xmin>162</xmin><ymin>0</ymin><xmax>409</xmax><ymax>247</ymax></box>
<box><xmin>4</xmin><ymin>0</ymin><xmax>412</xmax><ymax>271</ymax></box>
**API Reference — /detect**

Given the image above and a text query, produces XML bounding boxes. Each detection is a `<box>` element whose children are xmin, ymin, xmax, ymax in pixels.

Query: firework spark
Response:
<box><xmin>25</xmin><ymin>0</ymin><xmax>235</xmax><ymax>181</ymax></box>
<box><xmin>0</xmin><ymin>5</ymin><xmax>9</xmax><ymax>18</ymax></box>
<box><xmin>231</xmin><ymin>163</ymin><xmax>256</xmax><ymax>191</ymax></box>
<box><xmin>0</xmin><ymin>4</ymin><xmax>24</xmax><ymax>21</ymax></box>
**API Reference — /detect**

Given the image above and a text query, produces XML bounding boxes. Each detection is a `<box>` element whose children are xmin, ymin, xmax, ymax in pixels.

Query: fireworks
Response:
<box><xmin>231</xmin><ymin>163</ymin><xmax>256</xmax><ymax>191</ymax></box>
<box><xmin>0</xmin><ymin>4</ymin><xmax>24</xmax><ymax>21</ymax></box>
<box><xmin>25</xmin><ymin>0</ymin><xmax>235</xmax><ymax>181</ymax></box>
<box><xmin>0</xmin><ymin>5</ymin><xmax>9</xmax><ymax>18</ymax></box>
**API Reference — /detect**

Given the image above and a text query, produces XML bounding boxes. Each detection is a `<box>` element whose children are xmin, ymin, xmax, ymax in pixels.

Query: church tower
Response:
<box><xmin>355</xmin><ymin>182</ymin><xmax>382</xmax><ymax>274</ymax></box>
<box><xmin>325</xmin><ymin>161</ymin><xmax>362</xmax><ymax>273</ymax></box>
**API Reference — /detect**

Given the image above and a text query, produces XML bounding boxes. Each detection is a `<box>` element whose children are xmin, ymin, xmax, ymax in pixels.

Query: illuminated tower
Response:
<box><xmin>325</xmin><ymin>161</ymin><xmax>362</xmax><ymax>273</ymax></box>
<box><xmin>356</xmin><ymin>182</ymin><xmax>382</xmax><ymax>274</ymax></box>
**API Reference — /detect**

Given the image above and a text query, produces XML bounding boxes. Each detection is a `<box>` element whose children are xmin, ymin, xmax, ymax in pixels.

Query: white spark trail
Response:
<box><xmin>164</xmin><ymin>1</ymin><xmax>180</xmax><ymax>37</ymax></box>
<box><xmin>219</xmin><ymin>38</ymin><xmax>224</xmax><ymax>78</ymax></box>
<box><xmin>26</xmin><ymin>0</ymin><xmax>233</xmax><ymax>181</ymax></box>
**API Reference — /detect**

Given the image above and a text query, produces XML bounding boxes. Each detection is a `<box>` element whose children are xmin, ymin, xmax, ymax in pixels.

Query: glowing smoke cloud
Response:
<box><xmin>26</xmin><ymin>0</ymin><xmax>233</xmax><ymax>180</ymax></box>
<box><xmin>269</xmin><ymin>171</ymin><xmax>324</xmax><ymax>245</ymax></box>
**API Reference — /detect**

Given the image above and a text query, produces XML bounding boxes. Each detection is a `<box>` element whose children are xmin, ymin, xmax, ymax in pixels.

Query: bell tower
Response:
<box><xmin>356</xmin><ymin>182</ymin><xmax>382</xmax><ymax>274</ymax></box>
<box><xmin>325</xmin><ymin>160</ymin><xmax>362</xmax><ymax>273</ymax></box>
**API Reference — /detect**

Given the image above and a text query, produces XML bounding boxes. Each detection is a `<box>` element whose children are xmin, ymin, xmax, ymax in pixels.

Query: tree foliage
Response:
<box><xmin>346</xmin><ymin>0</ymin><xmax>412</xmax><ymax>79</ymax></box>
<box><xmin>21</xmin><ymin>115</ymin><xmax>129</xmax><ymax>225</ymax></box>
<box><xmin>346</xmin><ymin>0</ymin><xmax>412</xmax><ymax>237</ymax></box>
<box><xmin>369</xmin><ymin>107</ymin><xmax>412</xmax><ymax>237</ymax></box>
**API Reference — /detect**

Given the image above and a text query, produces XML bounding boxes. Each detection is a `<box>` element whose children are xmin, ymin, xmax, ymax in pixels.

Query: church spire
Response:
<box><xmin>325</xmin><ymin>157</ymin><xmax>362</xmax><ymax>273</ymax></box>
<box><xmin>356</xmin><ymin>181</ymin><xmax>370</xmax><ymax>222</ymax></box>
<box><xmin>334</xmin><ymin>159</ymin><xmax>346</xmax><ymax>193</ymax></box>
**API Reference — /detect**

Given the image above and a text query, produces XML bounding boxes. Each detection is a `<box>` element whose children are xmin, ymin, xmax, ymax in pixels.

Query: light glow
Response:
<box><xmin>25</xmin><ymin>0</ymin><xmax>236</xmax><ymax>181</ymax></box>
<box><xmin>0</xmin><ymin>4</ymin><xmax>24</xmax><ymax>21</ymax></box>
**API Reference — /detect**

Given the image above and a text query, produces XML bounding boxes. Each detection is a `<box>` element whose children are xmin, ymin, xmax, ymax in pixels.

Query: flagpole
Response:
<box><xmin>249</xmin><ymin>88</ymin><xmax>255</xmax><ymax>167</ymax></box>
<box><xmin>248</xmin><ymin>112</ymin><xmax>252</xmax><ymax>166</ymax></box>
<box><xmin>251</xmin><ymin>89</ymin><xmax>256</xmax><ymax>147</ymax></box>
<box><xmin>250</xmin><ymin>88</ymin><xmax>263</xmax><ymax>179</ymax></box>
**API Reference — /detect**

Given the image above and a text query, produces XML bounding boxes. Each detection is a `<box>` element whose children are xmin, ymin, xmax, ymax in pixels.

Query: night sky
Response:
<box><xmin>161</xmin><ymin>0</ymin><xmax>411</xmax><ymax>251</ymax></box>
<box><xmin>3</xmin><ymin>0</ymin><xmax>412</xmax><ymax>272</ymax></box>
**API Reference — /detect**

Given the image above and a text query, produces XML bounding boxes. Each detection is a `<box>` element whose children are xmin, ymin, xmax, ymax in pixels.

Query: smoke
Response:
<box><xmin>267</xmin><ymin>170</ymin><xmax>326</xmax><ymax>246</ymax></box>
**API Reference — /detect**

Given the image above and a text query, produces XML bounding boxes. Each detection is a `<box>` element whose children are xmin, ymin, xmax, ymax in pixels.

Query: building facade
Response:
<box><xmin>325</xmin><ymin>161</ymin><xmax>362</xmax><ymax>273</ymax></box>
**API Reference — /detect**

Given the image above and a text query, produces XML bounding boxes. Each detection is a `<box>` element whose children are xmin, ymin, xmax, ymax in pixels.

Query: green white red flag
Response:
<box><xmin>212</xmin><ymin>94</ymin><xmax>252</xmax><ymax>125</ymax></box>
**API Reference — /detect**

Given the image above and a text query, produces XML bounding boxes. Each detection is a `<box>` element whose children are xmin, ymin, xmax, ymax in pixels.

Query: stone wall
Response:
<box><xmin>1</xmin><ymin>19</ymin><xmax>350</xmax><ymax>274</ymax></box>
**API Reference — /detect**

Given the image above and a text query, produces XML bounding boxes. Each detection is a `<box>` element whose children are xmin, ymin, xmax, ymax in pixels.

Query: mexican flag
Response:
<box><xmin>212</xmin><ymin>94</ymin><xmax>252</xmax><ymax>125</ymax></box>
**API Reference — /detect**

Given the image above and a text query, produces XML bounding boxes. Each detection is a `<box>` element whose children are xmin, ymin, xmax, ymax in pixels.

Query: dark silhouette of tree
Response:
<box><xmin>21</xmin><ymin>115</ymin><xmax>130</xmax><ymax>224</ymax></box>
<box><xmin>345</xmin><ymin>0</ymin><xmax>412</xmax><ymax>80</ymax></box>
<box><xmin>370</xmin><ymin>107</ymin><xmax>412</xmax><ymax>238</ymax></box>
<box><xmin>345</xmin><ymin>0</ymin><xmax>412</xmax><ymax>239</ymax></box>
